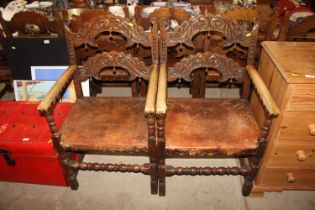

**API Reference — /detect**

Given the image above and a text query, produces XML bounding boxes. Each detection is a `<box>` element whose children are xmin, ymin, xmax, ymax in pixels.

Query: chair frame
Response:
<box><xmin>38</xmin><ymin>16</ymin><xmax>160</xmax><ymax>194</ymax></box>
<box><xmin>155</xmin><ymin>16</ymin><xmax>279</xmax><ymax>196</ymax></box>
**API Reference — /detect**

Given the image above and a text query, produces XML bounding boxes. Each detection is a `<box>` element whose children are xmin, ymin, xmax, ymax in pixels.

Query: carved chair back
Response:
<box><xmin>65</xmin><ymin>15</ymin><xmax>158</xmax><ymax>97</ymax></box>
<box><xmin>134</xmin><ymin>6</ymin><xmax>192</xmax><ymax>67</ymax></box>
<box><xmin>223</xmin><ymin>7</ymin><xmax>259</xmax><ymax>33</ymax></box>
<box><xmin>62</xmin><ymin>8</ymin><xmax>130</xmax><ymax>33</ymax></box>
<box><xmin>222</xmin><ymin>6</ymin><xmax>279</xmax><ymax>62</ymax></box>
<box><xmin>64</xmin><ymin>10</ymin><xmax>146</xmax><ymax>64</ymax></box>
<box><xmin>278</xmin><ymin>13</ymin><xmax>315</xmax><ymax>41</ymax></box>
<box><xmin>160</xmin><ymin>15</ymin><xmax>258</xmax><ymax>98</ymax></box>
<box><xmin>0</xmin><ymin>10</ymin><xmax>64</xmax><ymax>38</ymax></box>
<box><xmin>135</xmin><ymin>6</ymin><xmax>191</xmax><ymax>31</ymax></box>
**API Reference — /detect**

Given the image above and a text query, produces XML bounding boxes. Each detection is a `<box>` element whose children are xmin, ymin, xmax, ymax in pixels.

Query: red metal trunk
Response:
<box><xmin>0</xmin><ymin>101</ymin><xmax>74</xmax><ymax>186</ymax></box>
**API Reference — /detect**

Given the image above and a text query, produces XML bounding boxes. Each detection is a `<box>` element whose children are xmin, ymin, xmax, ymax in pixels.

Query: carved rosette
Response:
<box><xmin>169</xmin><ymin>52</ymin><xmax>243</xmax><ymax>82</ymax></box>
<box><xmin>73</xmin><ymin>15</ymin><xmax>150</xmax><ymax>48</ymax></box>
<box><xmin>80</xmin><ymin>51</ymin><xmax>150</xmax><ymax>81</ymax></box>
<box><xmin>168</xmin><ymin>15</ymin><xmax>254</xmax><ymax>48</ymax></box>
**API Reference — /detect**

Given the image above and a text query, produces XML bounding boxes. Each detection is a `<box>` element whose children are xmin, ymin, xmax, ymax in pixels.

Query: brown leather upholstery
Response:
<box><xmin>164</xmin><ymin>99</ymin><xmax>260</xmax><ymax>156</ymax></box>
<box><xmin>60</xmin><ymin>97</ymin><xmax>148</xmax><ymax>153</ymax></box>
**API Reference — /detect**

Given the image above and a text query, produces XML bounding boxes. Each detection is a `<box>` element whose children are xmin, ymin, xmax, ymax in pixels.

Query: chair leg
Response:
<box><xmin>157</xmin><ymin>115</ymin><xmax>166</xmax><ymax>196</ymax></box>
<box><xmin>0</xmin><ymin>80</ymin><xmax>13</xmax><ymax>98</ymax></box>
<box><xmin>150</xmin><ymin>163</ymin><xmax>158</xmax><ymax>194</ymax></box>
<box><xmin>147</xmin><ymin>113</ymin><xmax>158</xmax><ymax>194</ymax></box>
<box><xmin>63</xmin><ymin>153</ymin><xmax>84</xmax><ymax>190</ymax></box>
<box><xmin>242</xmin><ymin>115</ymin><xmax>275</xmax><ymax>196</ymax></box>
<box><xmin>158</xmin><ymin>165</ymin><xmax>166</xmax><ymax>196</ymax></box>
<box><xmin>242</xmin><ymin>175</ymin><xmax>254</xmax><ymax>196</ymax></box>
<box><xmin>68</xmin><ymin>171</ymin><xmax>79</xmax><ymax>190</ymax></box>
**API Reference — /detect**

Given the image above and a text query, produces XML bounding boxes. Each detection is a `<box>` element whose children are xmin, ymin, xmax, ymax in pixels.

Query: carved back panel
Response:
<box><xmin>160</xmin><ymin>15</ymin><xmax>257</xmax><ymax>98</ymax></box>
<box><xmin>70</xmin><ymin>16</ymin><xmax>158</xmax><ymax>82</ymax></box>
<box><xmin>80</xmin><ymin>51</ymin><xmax>151</xmax><ymax>81</ymax></box>
<box><xmin>0</xmin><ymin>11</ymin><xmax>64</xmax><ymax>38</ymax></box>
<box><xmin>169</xmin><ymin>51</ymin><xmax>244</xmax><ymax>83</ymax></box>
<box><xmin>65</xmin><ymin>13</ymin><xmax>155</xmax><ymax>65</ymax></box>
<box><xmin>165</xmin><ymin>15</ymin><xmax>258</xmax><ymax>65</ymax></box>
<box><xmin>161</xmin><ymin>15</ymin><xmax>258</xmax><ymax>66</ymax></box>
<box><xmin>135</xmin><ymin>6</ymin><xmax>191</xmax><ymax>31</ymax></box>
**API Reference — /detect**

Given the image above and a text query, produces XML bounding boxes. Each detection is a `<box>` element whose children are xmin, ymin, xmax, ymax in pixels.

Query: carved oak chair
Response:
<box><xmin>37</xmin><ymin>16</ymin><xmax>159</xmax><ymax>193</ymax></box>
<box><xmin>0</xmin><ymin>10</ymin><xmax>64</xmax><ymax>38</ymax></box>
<box><xmin>278</xmin><ymin>12</ymin><xmax>315</xmax><ymax>41</ymax></box>
<box><xmin>223</xmin><ymin>6</ymin><xmax>279</xmax><ymax>42</ymax></box>
<box><xmin>155</xmin><ymin>16</ymin><xmax>279</xmax><ymax>196</ymax></box>
<box><xmin>222</xmin><ymin>6</ymin><xmax>279</xmax><ymax>66</ymax></box>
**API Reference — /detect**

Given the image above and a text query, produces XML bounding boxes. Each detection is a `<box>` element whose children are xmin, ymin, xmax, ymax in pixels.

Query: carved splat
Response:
<box><xmin>168</xmin><ymin>15</ymin><xmax>257</xmax><ymax>48</ymax></box>
<box><xmin>169</xmin><ymin>52</ymin><xmax>244</xmax><ymax>82</ymax></box>
<box><xmin>80</xmin><ymin>51</ymin><xmax>150</xmax><ymax>81</ymax></box>
<box><xmin>71</xmin><ymin>15</ymin><xmax>150</xmax><ymax>48</ymax></box>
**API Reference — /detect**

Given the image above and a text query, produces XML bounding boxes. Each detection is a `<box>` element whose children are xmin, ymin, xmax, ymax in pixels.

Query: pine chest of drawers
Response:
<box><xmin>251</xmin><ymin>41</ymin><xmax>315</xmax><ymax>195</ymax></box>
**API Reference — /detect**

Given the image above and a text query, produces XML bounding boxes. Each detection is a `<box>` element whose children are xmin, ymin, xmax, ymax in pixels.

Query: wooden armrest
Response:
<box><xmin>38</xmin><ymin>65</ymin><xmax>77</xmax><ymax>114</ymax></box>
<box><xmin>156</xmin><ymin>63</ymin><xmax>167</xmax><ymax>115</ymax></box>
<box><xmin>145</xmin><ymin>64</ymin><xmax>159</xmax><ymax>115</ymax></box>
<box><xmin>246</xmin><ymin>65</ymin><xmax>279</xmax><ymax>117</ymax></box>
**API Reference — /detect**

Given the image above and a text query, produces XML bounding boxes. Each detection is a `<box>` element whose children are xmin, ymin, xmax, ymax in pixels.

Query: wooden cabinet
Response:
<box><xmin>251</xmin><ymin>42</ymin><xmax>315</xmax><ymax>195</ymax></box>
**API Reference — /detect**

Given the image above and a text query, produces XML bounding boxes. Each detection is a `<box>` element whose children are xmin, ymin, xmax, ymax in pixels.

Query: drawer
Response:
<box><xmin>267</xmin><ymin>142</ymin><xmax>315</xmax><ymax>168</ymax></box>
<box><xmin>277</xmin><ymin>112</ymin><xmax>315</xmax><ymax>141</ymax></box>
<box><xmin>286</xmin><ymin>85</ymin><xmax>315</xmax><ymax>112</ymax></box>
<box><xmin>260</xmin><ymin>168</ymin><xmax>315</xmax><ymax>188</ymax></box>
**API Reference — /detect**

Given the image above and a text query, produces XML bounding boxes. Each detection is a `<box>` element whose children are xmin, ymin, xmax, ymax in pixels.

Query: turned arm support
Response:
<box><xmin>144</xmin><ymin>64</ymin><xmax>159</xmax><ymax>115</ymax></box>
<box><xmin>38</xmin><ymin>65</ymin><xmax>77</xmax><ymax>114</ymax></box>
<box><xmin>156</xmin><ymin>63</ymin><xmax>168</xmax><ymax>115</ymax></box>
<box><xmin>246</xmin><ymin>65</ymin><xmax>279</xmax><ymax>117</ymax></box>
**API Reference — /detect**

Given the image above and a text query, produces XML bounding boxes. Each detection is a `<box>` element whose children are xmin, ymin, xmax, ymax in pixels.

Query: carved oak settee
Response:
<box><xmin>38</xmin><ymin>14</ymin><xmax>279</xmax><ymax>196</ymax></box>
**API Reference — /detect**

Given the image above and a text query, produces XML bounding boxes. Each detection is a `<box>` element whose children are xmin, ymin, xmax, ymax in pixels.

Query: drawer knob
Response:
<box><xmin>287</xmin><ymin>172</ymin><xmax>296</xmax><ymax>183</ymax></box>
<box><xmin>296</xmin><ymin>150</ymin><xmax>307</xmax><ymax>161</ymax></box>
<box><xmin>308</xmin><ymin>124</ymin><xmax>315</xmax><ymax>136</ymax></box>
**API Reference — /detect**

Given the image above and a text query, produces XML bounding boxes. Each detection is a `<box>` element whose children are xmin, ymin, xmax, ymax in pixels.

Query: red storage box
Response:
<box><xmin>0</xmin><ymin>101</ymin><xmax>75</xmax><ymax>186</ymax></box>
